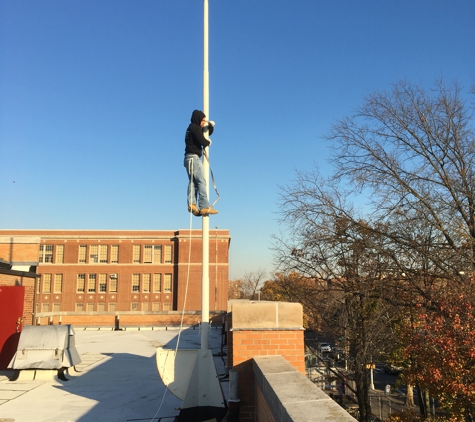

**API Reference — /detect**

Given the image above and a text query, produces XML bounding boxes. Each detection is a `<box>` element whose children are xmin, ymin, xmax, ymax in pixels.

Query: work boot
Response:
<box><xmin>199</xmin><ymin>207</ymin><xmax>218</xmax><ymax>215</ymax></box>
<box><xmin>188</xmin><ymin>204</ymin><xmax>200</xmax><ymax>216</ymax></box>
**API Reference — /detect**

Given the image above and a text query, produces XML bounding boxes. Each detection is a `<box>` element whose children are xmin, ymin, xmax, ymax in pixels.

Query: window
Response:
<box><xmin>143</xmin><ymin>245</ymin><xmax>162</xmax><ymax>263</ymax></box>
<box><xmin>88</xmin><ymin>274</ymin><xmax>96</xmax><ymax>293</ymax></box>
<box><xmin>111</xmin><ymin>245</ymin><xmax>119</xmax><ymax>263</ymax></box>
<box><xmin>86</xmin><ymin>303</ymin><xmax>94</xmax><ymax>312</ymax></box>
<box><xmin>144</xmin><ymin>245</ymin><xmax>153</xmax><ymax>263</ymax></box>
<box><xmin>133</xmin><ymin>245</ymin><xmax>141</xmax><ymax>263</ymax></box>
<box><xmin>162</xmin><ymin>302</ymin><xmax>171</xmax><ymax>311</ymax></box>
<box><xmin>131</xmin><ymin>302</ymin><xmax>139</xmax><ymax>311</ymax></box>
<box><xmin>77</xmin><ymin>274</ymin><xmax>86</xmax><ymax>293</ymax></box>
<box><xmin>164</xmin><ymin>245</ymin><xmax>172</xmax><ymax>263</ymax></box>
<box><xmin>164</xmin><ymin>274</ymin><xmax>172</xmax><ymax>293</ymax></box>
<box><xmin>154</xmin><ymin>245</ymin><xmax>162</xmax><ymax>263</ymax></box>
<box><xmin>132</xmin><ymin>274</ymin><xmax>140</xmax><ymax>292</ymax></box>
<box><xmin>99</xmin><ymin>245</ymin><xmax>108</xmax><ymax>264</ymax></box>
<box><xmin>76</xmin><ymin>303</ymin><xmax>84</xmax><ymax>312</ymax></box>
<box><xmin>108</xmin><ymin>303</ymin><xmax>117</xmax><ymax>312</ymax></box>
<box><xmin>79</xmin><ymin>245</ymin><xmax>87</xmax><ymax>263</ymax></box>
<box><xmin>109</xmin><ymin>274</ymin><xmax>118</xmax><ymax>293</ymax></box>
<box><xmin>142</xmin><ymin>302</ymin><xmax>149</xmax><ymax>311</ymax></box>
<box><xmin>97</xmin><ymin>302</ymin><xmax>106</xmax><ymax>312</ymax></box>
<box><xmin>53</xmin><ymin>303</ymin><xmax>61</xmax><ymax>312</ymax></box>
<box><xmin>55</xmin><ymin>245</ymin><xmax>64</xmax><ymax>264</ymax></box>
<box><xmin>99</xmin><ymin>245</ymin><xmax>108</xmax><ymax>263</ymax></box>
<box><xmin>42</xmin><ymin>303</ymin><xmax>51</xmax><ymax>312</ymax></box>
<box><xmin>89</xmin><ymin>245</ymin><xmax>98</xmax><ymax>263</ymax></box>
<box><xmin>152</xmin><ymin>302</ymin><xmax>160</xmax><ymax>311</ymax></box>
<box><xmin>88</xmin><ymin>245</ymin><xmax>108</xmax><ymax>263</ymax></box>
<box><xmin>143</xmin><ymin>274</ymin><xmax>151</xmax><ymax>293</ymax></box>
<box><xmin>39</xmin><ymin>244</ymin><xmax>54</xmax><ymax>263</ymax></box>
<box><xmin>42</xmin><ymin>274</ymin><xmax>52</xmax><ymax>293</ymax></box>
<box><xmin>99</xmin><ymin>274</ymin><xmax>107</xmax><ymax>292</ymax></box>
<box><xmin>53</xmin><ymin>274</ymin><xmax>63</xmax><ymax>293</ymax></box>
<box><xmin>153</xmin><ymin>274</ymin><xmax>161</xmax><ymax>292</ymax></box>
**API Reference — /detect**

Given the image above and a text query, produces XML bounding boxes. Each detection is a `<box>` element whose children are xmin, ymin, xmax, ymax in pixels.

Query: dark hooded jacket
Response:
<box><xmin>184</xmin><ymin>109</ymin><xmax>214</xmax><ymax>157</ymax></box>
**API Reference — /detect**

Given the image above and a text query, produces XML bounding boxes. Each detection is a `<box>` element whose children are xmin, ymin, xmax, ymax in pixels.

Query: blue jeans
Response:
<box><xmin>184</xmin><ymin>154</ymin><xmax>210</xmax><ymax>209</ymax></box>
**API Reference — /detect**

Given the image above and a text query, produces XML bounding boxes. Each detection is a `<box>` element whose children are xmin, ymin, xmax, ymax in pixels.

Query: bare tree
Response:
<box><xmin>328</xmin><ymin>80</ymin><xmax>475</xmax><ymax>419</ymax></box>
<box><xmin>330</xmin><ymin>79</ymin><xmax>475</xmax><ymax>281</ymax></box>
<box><xmin>273</xmin><ymin>175</ymin><xmax>397</xmax><ymax>421</ymax></box>
<box><xmin>240</xmin><ymin>269</ymin><xmax>267</xmax><ymax>300</ymax></box>
<box><xmin>274</xmin><ymin>79</ymin><xmax>475</xmax><ymax>420</ymax></box>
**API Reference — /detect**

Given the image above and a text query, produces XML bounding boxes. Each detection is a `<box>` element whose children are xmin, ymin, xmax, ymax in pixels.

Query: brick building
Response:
<box><xmin>0</xmin><ymin>229</ymin><xmax>230</xmax><ymax>320</ymax></box>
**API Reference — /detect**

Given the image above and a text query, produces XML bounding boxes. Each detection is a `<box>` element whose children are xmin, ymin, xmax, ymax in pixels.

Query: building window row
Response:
<box><xmin>74</xmin><ymin>302</ymin><xmax>170</xmax><ymax>312</ymax></box>
<box><xmin>79</xmin><ymin>244</ymin><xmax>118</xmax><ymax>264</ymax></box>
<box><xmin>38</xmin><ymin>301</ymin><xmax>171</xmax><ymax>313</ymax></box>
<box><xmin>133</xmin><ymin>244</ymin><xmax>173</xmax><ymax>264</ymax></box>
<box><xmin>75</xmin><ymin>302</ymin><xmax>116</xmax><ymax>312</ymax></box>
<box><xmin>38</xmin><ymin>273</ymin><xmax>63</xmax><ymax>294</ymax></box>
<box><xmin>37</xmin><ymin>303</ymin><xmax>61</xmax><ymax>313</ymax></box>
<box><xmin>38</xmin><ymin>273</ymin><xmax>172</xmax><ymax>295</ymax></box>
<box><xmin>39</xmin><ymin>244</ymin><xmax>64</xmax><ymax>263</ymax></box>
<box><xmin>77</xmin><ymin>273</ymin><xmax>118</xmax><ymax>293</ymax></box>
<box><xmin>130</xmin><ymin>302</ymin><xmax>170</xmax><ymax>311</ymax></box>
<box><xmin>132</xmin><ymin>273</ymin><xmax>172</xmax><ymax>293</ymax></box>
<box><xmin>39</xmin><ymin>243</ymin><xmax>173</xmax><ymax>264</ymax></box>
<box><xmin>75</xmin><ymin>272</ymin><xmax>171</xmax><ymax>294</ymax></box>
<box><xmin>78</xmin><ymin>244</ymin><xmax>173</xmax><ymax>264</ymax></box>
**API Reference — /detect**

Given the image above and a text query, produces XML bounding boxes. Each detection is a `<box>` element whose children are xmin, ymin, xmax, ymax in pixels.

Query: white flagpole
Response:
<box><xmin>157</xmin><ymin>3</ymin><xmax>226</xmax><ymax>414</ymax></box>
<box><xmin>201</xmin><ymin>0</ymin><xmax>210</xmax><ymax>351</ymax></box>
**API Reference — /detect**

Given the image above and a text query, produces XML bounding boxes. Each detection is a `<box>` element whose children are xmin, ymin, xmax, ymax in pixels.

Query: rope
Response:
<box><xmin>150</xmin><ymin>146</ymin><xmax>218</xmax><ymax>421</ymax></box>
<box><xmin>202</xmin><ymin>149</ymin><xmax>220</xmax><ymax>207</ymax></box>
<box><xmin>149</xmin><ymin>207</ymin><xmax>194</xmax><ymax>422</ymax></box>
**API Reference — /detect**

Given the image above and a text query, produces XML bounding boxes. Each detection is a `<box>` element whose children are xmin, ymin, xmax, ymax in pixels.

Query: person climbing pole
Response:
<box><xmin>184</xmin><ymin>109</ymin><xmax>218</xmax><ymax>216</ymax></box>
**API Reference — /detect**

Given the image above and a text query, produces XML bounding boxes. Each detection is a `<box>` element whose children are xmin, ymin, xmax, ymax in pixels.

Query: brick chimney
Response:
<box><xmin>226</xmin><ymin>300</ymin><xmax>305</xmax><ymax>421</ymax></box>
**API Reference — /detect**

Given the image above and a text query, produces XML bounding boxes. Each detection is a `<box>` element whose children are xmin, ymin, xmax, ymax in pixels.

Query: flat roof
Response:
<box><xmin>0</xmin><ymin>326</ymin><xmax>228</xmax><ymax>422</ymax></box>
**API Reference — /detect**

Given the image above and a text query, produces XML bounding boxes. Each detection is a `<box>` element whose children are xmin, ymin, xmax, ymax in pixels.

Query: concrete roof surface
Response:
<box><xmin>0</xmin><ymin>326</ymin><xmax>228</xmax><ymax>422</ymax></box>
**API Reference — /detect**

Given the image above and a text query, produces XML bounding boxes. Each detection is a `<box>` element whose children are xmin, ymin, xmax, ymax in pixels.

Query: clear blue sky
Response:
<box><xmin>1</xmin><ymin>0</ymin><xmax>474</xmax><ymax>280</ymax></box>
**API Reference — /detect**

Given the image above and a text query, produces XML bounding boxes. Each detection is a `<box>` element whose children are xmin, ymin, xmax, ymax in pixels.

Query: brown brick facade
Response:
<box><xmin>230</xmin><ymin>330</ymin><xmax>305</xmax><ymax>372</ymax></box>
<box><xmin>255</xmin><ymin>385</ymin><xmax>276</xmax><ymax>422</ymax></box>
<box><xmin>0</xmin><ymin>236</ymin><xmax>40</xmax><ymax>266</ymax></box>
<box><xmin>0</xmin><ymin>229</ymin><xmax>230</xmax><ymax>323</ymax></box>
<box><xmin>34</xmin><ymin>311</ymin><xmax>225</xmax><ymax>328</ymax></box>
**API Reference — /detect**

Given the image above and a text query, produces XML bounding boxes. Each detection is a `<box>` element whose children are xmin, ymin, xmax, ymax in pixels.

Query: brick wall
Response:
<box><xmin>231</xmin><ymin>330</ymin><xmax>305</xmax><ymax>372</ymax></box>
<box><xmin>0</xmin><ymin>235</ymin><xmax>40</xmax><ymax>265</ymax></box>
<box><xmin>255</xmin><ymin>384</ymin><xmax>275</xmax><ymax>422</ymax></box>
<box><xmin>226</xmin><ymin>301</ymin><xmax>305</xmax><ymax>422</ymax></box>
<box><xmin>34</xmin><ymin>311</ymin><xmax>225</xmax><ymax>328</ymax></box>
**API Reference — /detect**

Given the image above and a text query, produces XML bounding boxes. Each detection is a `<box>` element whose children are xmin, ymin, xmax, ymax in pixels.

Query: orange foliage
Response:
<box><xmin>402</xmin><ymin>288</ymin><xmax>475</xmax><ymax>419</ymax></box>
